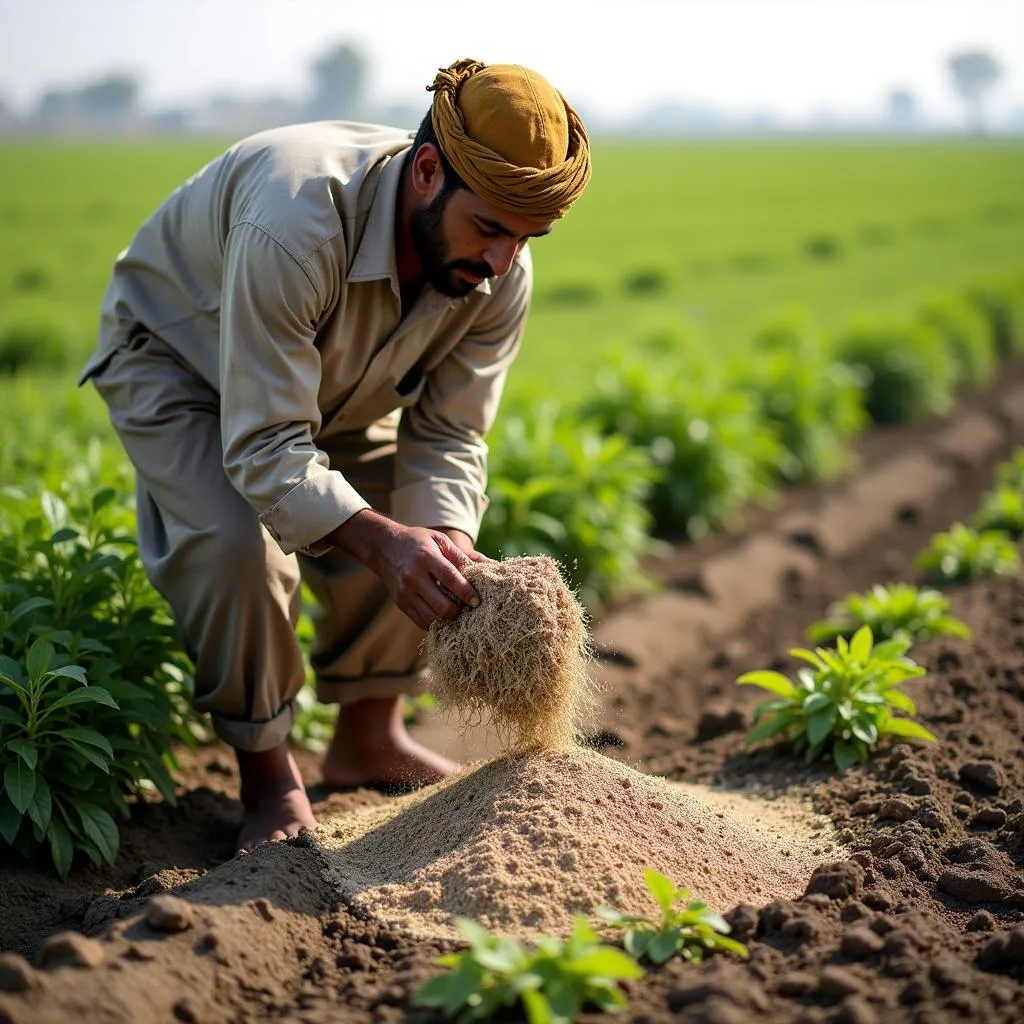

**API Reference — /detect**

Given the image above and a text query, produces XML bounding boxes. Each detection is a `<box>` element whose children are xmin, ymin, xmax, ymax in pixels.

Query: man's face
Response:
<box><xmin>410</xmin><ymin>183</ymin><xmax>554</xmax><ymax>298</ymax></box>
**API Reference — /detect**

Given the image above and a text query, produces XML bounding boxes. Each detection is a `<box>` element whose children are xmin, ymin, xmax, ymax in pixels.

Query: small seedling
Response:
<box><xmin>411</xmin><ymin>915</ymin><xmax>643</xmax><ymax>1023</ymax></box>
<box><xmin>595</xmin><ymin>868</ymin><xmax>747</xmax><ymax>965</ymax></box>
<box><xmin>972</xmin><ymin>487</ymin><xmax>1024</xmax><ymax>539</ymax></box>
<box><xmin>807</xmin><ymin>583</ymin><xmax>971</xmax><ymax>646</ymax></box>
<box><xmin>915</xmin><ymin>522</ymin><xmax>1019</xmax><ymax>584</ymax></box>
<box><xmin>738</xmin><ymin>625</ymin><xmax>936</xmax><ymax>769</ymax></box>
<box><xmin>994</xmin><ymin>449</ymin><xmax>1024</xmax><ymax>492</ymax></box>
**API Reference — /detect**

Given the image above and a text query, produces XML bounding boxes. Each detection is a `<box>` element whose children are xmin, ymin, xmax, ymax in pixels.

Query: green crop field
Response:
<box><xmin>2</xmin><ymin>139</ymin><xmax>1023</xmax><ymax>407</ymax></box>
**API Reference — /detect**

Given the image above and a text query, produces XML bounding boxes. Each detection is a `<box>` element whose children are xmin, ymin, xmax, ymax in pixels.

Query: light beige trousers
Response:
<box><xmin>88</xmin><ymin>329</ymin><xmax>428</xmax><ymax>752</ymax></box>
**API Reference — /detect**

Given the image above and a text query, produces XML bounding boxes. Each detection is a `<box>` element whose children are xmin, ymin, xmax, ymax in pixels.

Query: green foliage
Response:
<box><xmin>738</xmin><ymin>626</ymin><xmax>936</xmax><ymax>769</ymax></box>
<box><xmin>0</xmin><ymin>484</ymin><xmax>198</xmax><ymax>875</ymax></box>
<box><xmin>972</xmin><ymin>487</ymin><xmax>1024</xmax><ymax>539</ymax></box>
<box><xmin>623</xmin><ymin>267</ymin><xmax>670</xmax><ymax>296</ymax></box>
<box><xmin>411</xmin><ymin>915</ymin><xmax>643</xmax><ymax>1024</ymax></box>
<box><xmin>596</xmin><ymin>868</ymin><xmax>747</xmax><ymax>965</ymax></box>
<box><xmin>915</xmin><ymin>522</ymin><xmax>1020</xmax><ymax>585</ymax></box>
<box><xmin>741</xmin><ymin>310</ymin><xmax>867</xmax><ymax>483</ymax></box>
<box><xmin>994</xmin><ymin>449</ymin><xmax>1024</xmax><ymax>492</ymax></box>
<box><xmin>835</xmin><ymin>317</ymin><xmax>956</xmax><ymax>424</ymax></box>
<box><xmin>917</xmin><ymin>294</ymin><xmax>996</xmax><ymax>386</ymax></box>
<box><xmin>0</xmin><ymin>316</ymin><xmax>71</xmax><ymax>375</ymax></box>
<box><xmin>578</xmin><ymin>355</ymin><xmax>782</xmax><ymax>538</ymax></box>
<box><xmin>480</xmin><ymin>402</ymin><xmax>660</xmax><ymax>609</ymax></box>
<box><xmin>807</xmin><ymin>583</ymin><xmax>971</xmax><ymax>646</ymax></box>
<box><xmin>967</xmin><ymin>275</ymin><xmax>1024</xmax><ymax>357</ymax></box>
<box><xmin>804</xmin><ymin>233</ymin><xmax>842</xmax><ymax>261</ymax></box>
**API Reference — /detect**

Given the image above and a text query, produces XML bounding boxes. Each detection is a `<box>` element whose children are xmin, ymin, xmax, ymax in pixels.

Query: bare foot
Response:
<box><xmin>235</xmin><ymin>743</ymin><xmax>319</xmax><ymax>854</ymax></box>
<box><xmin>322</xmin><ymin>696</ymin><xmax>462</xmax><ymax>790</ymax></box>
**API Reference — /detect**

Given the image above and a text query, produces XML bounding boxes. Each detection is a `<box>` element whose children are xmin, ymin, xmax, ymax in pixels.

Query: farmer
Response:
<box><xmin>79</xmin><ymin>59</ymin><xmax>591</xmax><ymax>853</ymax></box>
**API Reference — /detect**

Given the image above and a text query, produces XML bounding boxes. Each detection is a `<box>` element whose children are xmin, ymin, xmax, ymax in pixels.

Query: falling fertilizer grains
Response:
<box><xmin>427</xmin><ymin>556</ymin><xmax>594</xmax><ymax>752</ymax></box>
<box><xmin>319</xmin><ymin>556</ymin><xmax>842</xmax><ymax>938</ymax></box>
<box><xmin>318</xmin><ymin>749</ymin><xmax>843</xmax><ymax>939</ymax></box>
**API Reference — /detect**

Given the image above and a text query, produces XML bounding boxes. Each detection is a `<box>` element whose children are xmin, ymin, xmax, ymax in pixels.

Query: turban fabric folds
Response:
<box><xmin>427</xmin><ymin>58</ymin><xmax>592</xmax><ymax>221</ymax></box>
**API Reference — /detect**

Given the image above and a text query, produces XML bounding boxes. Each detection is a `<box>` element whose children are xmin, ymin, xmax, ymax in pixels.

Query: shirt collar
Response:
<box><xmin>345</xmin><ymin>148</ymin><xmax>492</xmax><ymax>301</ymax></box>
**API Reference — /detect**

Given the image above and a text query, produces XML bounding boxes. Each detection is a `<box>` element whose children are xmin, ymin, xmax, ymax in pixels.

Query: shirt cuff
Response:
<box><xmin>259</xmin><ymin>469</ymin><xmax>370</xmax><ymax>556</ymax></box>
<box><xmin>390</xmin><ymin>479</ymin><xmax>489</xmax><ymax>542</ymax></box>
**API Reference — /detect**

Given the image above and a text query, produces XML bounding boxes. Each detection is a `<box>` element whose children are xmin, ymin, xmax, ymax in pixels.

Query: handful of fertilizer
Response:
<box><xmin>427</xmin><ymin>556</ymin><xmax>593</xmax><ymax>751</ymax></box>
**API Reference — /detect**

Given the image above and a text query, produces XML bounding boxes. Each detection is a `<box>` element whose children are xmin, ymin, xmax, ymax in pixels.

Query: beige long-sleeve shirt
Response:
<box><xmin>81</xmin><ymin>121</ymin><xmax>533</xmax><ymax>556</ymax></box>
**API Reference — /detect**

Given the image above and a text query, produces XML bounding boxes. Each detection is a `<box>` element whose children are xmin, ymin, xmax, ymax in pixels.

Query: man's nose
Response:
<box><xmin>483</xmin><ymin>238</ymin><xmax>519</xmax><ymax>278</ymax></box>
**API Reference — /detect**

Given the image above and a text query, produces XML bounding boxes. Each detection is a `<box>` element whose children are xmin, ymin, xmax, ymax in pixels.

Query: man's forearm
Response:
<box><xmin>326</xmin><ymin>508</ymin><xmax>397</xmax><ymax>570</ymax></box>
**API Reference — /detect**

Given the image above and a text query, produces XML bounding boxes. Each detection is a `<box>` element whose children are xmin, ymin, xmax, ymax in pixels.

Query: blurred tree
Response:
<box><xmin>948</xmin><ymin>50</ymin><xmax>1002</xmax><ymax>134</ymax></box>
<box><xmin>309</xmin><ymin>43</ymin><xmax>368</xmax><ymax>121</ymax></box>
<box><xmin>77</xmin><ymin>74</ymin><xmax>139</xmax><ymax>122</ymax></box>
<box><xmin>887</xmin><ymin>88</ymin><xmax>919</xmax><ymax>128</ymax></box>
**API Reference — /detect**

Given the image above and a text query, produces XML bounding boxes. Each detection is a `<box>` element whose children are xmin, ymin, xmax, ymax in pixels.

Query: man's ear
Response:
<box><xmin>410</xmin><ymin>143</ymin><xmax>444</xmax><ymax>200</ymax></box>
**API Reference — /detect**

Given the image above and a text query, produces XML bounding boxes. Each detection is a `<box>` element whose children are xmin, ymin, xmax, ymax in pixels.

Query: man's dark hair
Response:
<box><xmin>411</xmin><ymin>110</ymin><xmax>468</xmax><ymax>198</ymax></box>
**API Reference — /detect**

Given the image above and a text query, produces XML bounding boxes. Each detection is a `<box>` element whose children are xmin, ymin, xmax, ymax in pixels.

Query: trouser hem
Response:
<box><xmin>316</xmin><ymin>669</ymin><xmax>430</xmax><ymax>708</ymax></box>
<box><xmin>210</xmin><ymin>701</ymin><xmax>295</xmax><ymax>753</ymax></box>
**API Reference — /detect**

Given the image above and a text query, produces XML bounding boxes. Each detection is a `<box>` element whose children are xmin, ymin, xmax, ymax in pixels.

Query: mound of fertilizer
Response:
<box><xmin>427</xmin><ymin>556</ymin><xmax>593</xmax><ymax>751</ymax></box>
<box><xmin>318</xmin><ymin>748</ymin><xmax>843</xmax><ymax>939</ymax></box>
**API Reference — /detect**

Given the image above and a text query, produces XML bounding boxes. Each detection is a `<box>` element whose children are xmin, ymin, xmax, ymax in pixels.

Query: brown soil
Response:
<box><xmin>2</xmin><ymin>364</ymin><xmax>1024</xmax><ymax>1024</ymax></box>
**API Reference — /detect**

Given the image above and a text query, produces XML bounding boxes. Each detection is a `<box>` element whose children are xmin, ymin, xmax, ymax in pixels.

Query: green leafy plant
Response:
<box><xmin>994</xmin><ymin>449</ymin><xmax>1024</xmax><ymax>492</ymax></box>
<box><xmin>0</xmin><ymin>485</ymin><xmax>199</xmax><ymax>875</ymax></box>
<box><xmin>967</xmin><ymin>275</ymin><xmax>1024</xmax><ymax>357</ymax></box>
<box><xmin>835</xmin><ymin>316</ymin><xmax>956</xmax><ymax>425</ymax></box>
<box><xmin>481</xmin><ymin>401</ymin><xmax>660</xmax><ymax>609</ymax></box>
<box><xmin>807</xmin><ymin>583</ymin><xmax>971</xmax><ymax>646</ymax></box>
<box><xmin>915</xmin><ymin>522</ymin><xmax>1020</xmax><ymax>585</ymax></box>
<box><xmin>411</xmin><ymin>915</ymin><xmax>643</xmax><ymax>1024</ymax></box>
<box><xmin>738</xmin><ymin>626</ymin><xmax>936</xmax><ymax>769</ymax></box>
<box><xmin>595</xmin><ymin>868</ymin><xmax>747</xmax><ymax>965</ymax></box>
<box><xmin>578</xmin><ymin>353</ymin><xmax>782</xmax><ymax>539</ymax></box>
<box><xmin>917</xmin><ymin>294</ymin><xmax>996</xmax><ymax>387</ymax></box>
<box><xmin>741</xmin><ymin>310</ymin><xmax>867</xmax><ymax>484</ymax></box>
<box><xmin>972</xmin><ymin>487</ymin><xmax>1024</xmax><ymax>539</ymax></box>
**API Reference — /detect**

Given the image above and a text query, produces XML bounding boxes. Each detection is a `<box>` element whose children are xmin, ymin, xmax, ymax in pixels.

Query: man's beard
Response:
<box><xmin>410</xmin><ymin>189</ymin><xmax>493</xmax><ymax>298</ymax></box>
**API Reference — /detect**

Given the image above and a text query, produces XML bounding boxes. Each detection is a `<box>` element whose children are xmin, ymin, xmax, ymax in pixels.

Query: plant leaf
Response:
<box><xmin>647</xmin><ymin>930</ymin><xmax>681</xmax><ymax>965</ymax></box>
<box><xmin>880</xmin><ymin>718</ymin><xmax>937</xmax><ymax>742</ymax></box>
<box><xmin>643</xmin><ymin>868</ymin><xmax>677</xmax><ymax>914</ymax></box>
<box><xmin>5</xmin><ymin>738</ymin><xmax>38</xmax><ymax>770</ymax></box>
<box><xmin>833</xmin><ymin>740</ymin><xmax>859</xmax><ymax>770</ymax></box>
<box><xmin>0</xmin><ymin>800</ymin><xmax>20</xmax><ymax>844</ymax></box>
<box><xmin>58</xmin><ymin>727</ymin><xmax>114</xmax><ymax>759</ymax></box>
<box><xmin>26</xmin><ymin>773</ymin><xmax>51</xmax><ymax>833</ymax></box>
<box><xmin>74</xmin><ymin>801</ymin><xmax>119</xmax><ymax>864</ymax></box>
<box><xmin>735</xmin><ymin>670</ymin><xmax>796</xmax><ymax>697</ymax></box>
<box><xmin>4</xmin><ymin>758</ymin><xmax>36</xmax><ymax>813</ymax></box>
<box><xmin>47</xmin><ymin>816</ymin><xmax>73</xmax><ymax>878</ymax></box>
<box><xmin>26</xmin><ymin>640</ymin><xmax>55</xmax><ymax>683</ymax></box>
<box><xmin>806</xmin><ymin>705</ymin><xmax>838</xmax><ymax>747</ymax></box>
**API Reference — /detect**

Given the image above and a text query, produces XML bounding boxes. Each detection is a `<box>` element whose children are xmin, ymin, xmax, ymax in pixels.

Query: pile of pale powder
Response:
<box><xmin>318</xmin><ymin>748</ymin><xmax>842</xmax><ymax>939</ymax></box>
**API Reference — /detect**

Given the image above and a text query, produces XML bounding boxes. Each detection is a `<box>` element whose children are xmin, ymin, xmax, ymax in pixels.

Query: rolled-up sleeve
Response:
<box><xmin>391</xmin><ymin>252</ymin><xmax>533</xmax><ymax>540</ymax></box>
<box><xmin>220</xmin><ymin>222</ymin><xmax>370</xmax><ymax>555</ymax></box>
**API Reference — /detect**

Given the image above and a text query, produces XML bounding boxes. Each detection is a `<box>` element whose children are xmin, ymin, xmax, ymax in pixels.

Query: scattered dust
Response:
<box><xmin>427</xmin><ymin>556</ymin><xmax>593</xmax><ymax>751</ymax></box>
<box><xmin>318</xmin><ymin>748</ymin><xmax>844</xmax><ymax>939</ymax></box>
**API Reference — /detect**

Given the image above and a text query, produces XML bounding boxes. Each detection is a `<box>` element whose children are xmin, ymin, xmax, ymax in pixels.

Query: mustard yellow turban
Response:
<box><xmin>427</xmin><ymin>58</ymin><xmax>592</xmax><ymax>221</ymax></box>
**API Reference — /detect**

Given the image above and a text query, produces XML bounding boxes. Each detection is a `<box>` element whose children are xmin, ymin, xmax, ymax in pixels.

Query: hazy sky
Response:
<box><xmin>1</xmin><ymin>0</ymin><xmax>1022</xmax><ymax>125</ymax></box>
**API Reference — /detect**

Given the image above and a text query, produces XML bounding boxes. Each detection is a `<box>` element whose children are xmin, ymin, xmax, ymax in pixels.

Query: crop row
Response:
<box><xmin>483</xmin><ymin>272</ymin><xmax>1024</xmax><ymax>607</ymax></box>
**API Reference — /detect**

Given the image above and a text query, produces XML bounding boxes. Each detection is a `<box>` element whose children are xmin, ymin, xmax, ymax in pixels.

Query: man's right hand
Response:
<box><xmin>327</xmin><ymin>509</ymin><xmax>481</xmax><ymax>630</ymax></box>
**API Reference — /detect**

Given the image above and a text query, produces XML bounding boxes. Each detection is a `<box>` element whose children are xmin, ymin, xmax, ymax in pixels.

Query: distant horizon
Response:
<box><xmin>2</xmin><ymin>0</ymin><xmax>1022</xmax><ymax>130</ymax></box>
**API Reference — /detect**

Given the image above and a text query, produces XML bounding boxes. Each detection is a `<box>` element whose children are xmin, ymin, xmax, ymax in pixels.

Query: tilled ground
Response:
<box><xmin>1</xmin><ymin>367</ymin><xmax>1024</xmax><ymax>1024</ymax></box>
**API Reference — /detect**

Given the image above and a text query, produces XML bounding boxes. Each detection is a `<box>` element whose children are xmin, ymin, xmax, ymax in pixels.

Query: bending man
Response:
<box><xmin>80</xmin><ymin>59</ymin><xmax>591</xmax><ymax>851</ymax></box>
